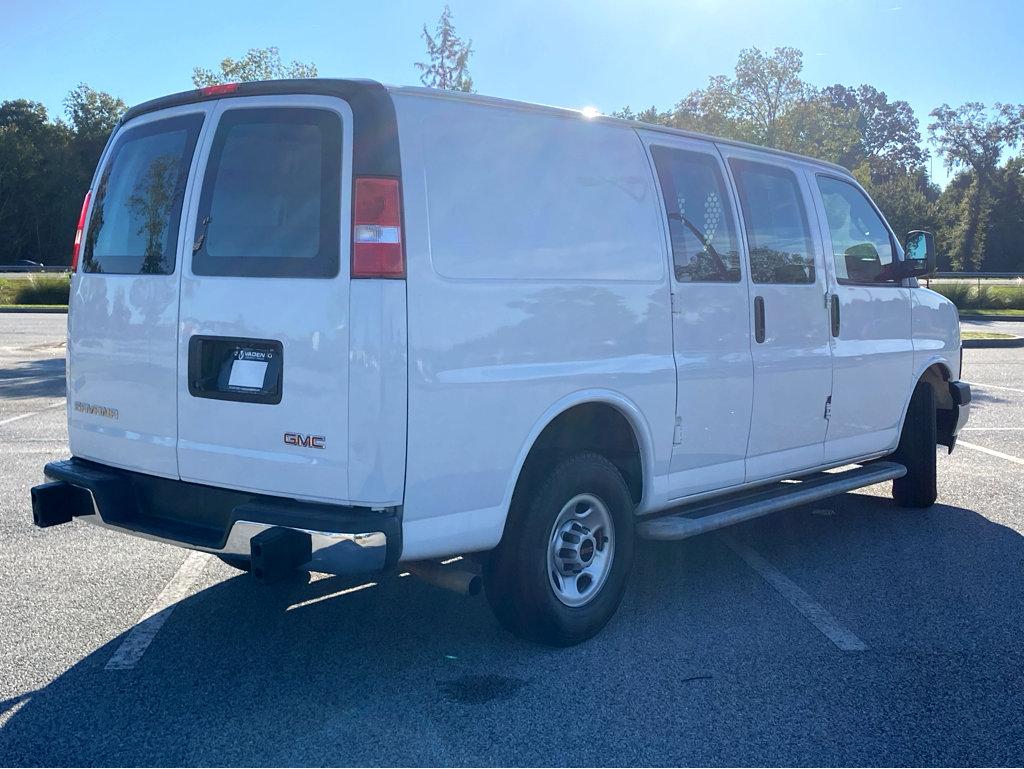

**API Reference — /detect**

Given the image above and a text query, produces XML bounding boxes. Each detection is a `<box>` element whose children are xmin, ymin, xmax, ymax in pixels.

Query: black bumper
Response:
<box><xmin>32</xmin><ymin>458</ymin><xmax>402</xmax><ymax>575</ymax></box>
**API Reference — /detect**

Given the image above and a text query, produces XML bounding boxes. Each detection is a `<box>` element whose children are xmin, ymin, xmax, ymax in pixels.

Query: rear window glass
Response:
<box><xmin>191</xmin><ymin>108</ymin><xmax>342</xmax><ymax>278</ymax></box>
<box><xmin>84</xmin><ymin>114</ymin><xmax>203</xmax><ymax>274</ymax></box>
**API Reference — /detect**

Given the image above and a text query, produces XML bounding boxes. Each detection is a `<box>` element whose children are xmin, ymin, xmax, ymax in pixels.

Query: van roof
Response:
<box><xmin>386</xmin><ymin>85</ymin><xmax>853</xmax><ymax>176</ymax></box>
<box><xmin>121</xmin><ymin>78</ymin><xmax>853</xmax><ymax>177</ymax></box>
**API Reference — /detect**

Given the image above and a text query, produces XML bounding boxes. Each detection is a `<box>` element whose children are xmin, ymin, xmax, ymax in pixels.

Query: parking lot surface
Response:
<box><xmin>1</xmin><ymin>313</ymin><xmax>1022</xmax><ymax>766</ymax></box>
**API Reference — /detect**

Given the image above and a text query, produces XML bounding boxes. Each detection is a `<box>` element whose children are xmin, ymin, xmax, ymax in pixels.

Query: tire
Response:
<box><xmin>216</xmin><ymin>554</ymin><xmax>251</xmax><ymax>572</ymax></box>
<box><xmin>484</xmin><ymin>451</ymin><xmax>635</xmax><ymax>646</ymax></box>
<box><xmin>891</xmin><ymin>381</ymin><xmax>938</xmax><ymax>508</ymax></box>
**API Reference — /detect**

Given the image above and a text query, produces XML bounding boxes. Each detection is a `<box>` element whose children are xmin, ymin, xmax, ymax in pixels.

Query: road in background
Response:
<box><xmin>1</xmin><ymin>313</ymin><xmax>1022</xmax><ymax>766</ymax></box>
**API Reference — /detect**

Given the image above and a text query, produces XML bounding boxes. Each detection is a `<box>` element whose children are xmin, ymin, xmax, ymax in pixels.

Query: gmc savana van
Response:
<box><xmin>32</xmin><ymin>79</ymin><xmax>970</xmax><ymax>645</ymax></box>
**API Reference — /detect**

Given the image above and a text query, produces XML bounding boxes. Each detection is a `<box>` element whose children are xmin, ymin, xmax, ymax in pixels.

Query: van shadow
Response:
<box><xmin>3</xmin><ymin>496</ymin><xmax>1024</xmax><ymax>766</ymax></box>
<box><xmin>0</xmin><ymin>357</ymin><xmax>65</xmax><ymax>399</ymax></box>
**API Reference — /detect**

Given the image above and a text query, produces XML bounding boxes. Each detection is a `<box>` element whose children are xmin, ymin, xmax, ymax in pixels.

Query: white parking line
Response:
<box><xmin>722</xmin><ymin>535</ymin><xmax>867</xmax><ymax>652</ymax></box>
<box><xmin>0</xmin><ymin>401</ymin><xmax>64</xmax><ymax>427</ymax></box>
<box><xmin>971</xmin><ymin>382</ymin><xmax>1024</xmax><ymax>394</ymax></box>
<box><xmin>957</xmin><ymin>440</ymin><xmax>1024</xmax><ymax>466</ymax></box>
<box><xmin>105</xmin><ymin>551</ymin><xmax>212</xmax><ymax>671</ymax></box>
<box><xmin>961</xmin><ymin>427</ymin><xmax>1024</xmax><ymax>431</ymax></box>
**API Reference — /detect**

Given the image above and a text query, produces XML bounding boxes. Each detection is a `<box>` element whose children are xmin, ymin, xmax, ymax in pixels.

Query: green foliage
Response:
<box><xmin>930</xmin><ymin>282</ymin><xmax>1024</xmax><ymax>310</ymax></box>
<box><xmin>192</xmin><ymin>47</ymin><xmax>317</xmax><ymax>87</ymax></box>
<box><xmin>64</xmin><ymin>83</ymin><xmax>126</xmax><ymax>137</ymax></box>
<box><xmin>415</xmin><ymin>5</ymin><xmax>474</xmax><ymax>92</ymax></box>
<box><xmin>0</xmin><ymin>275</ymin><xmax>71</xmax><ymax>305</ymax></box>
<box><xmin>614</xmin><ymin>46</ymin><xmax>1024</xmax><ymax>273</ymax></box>
<box><xmin>855</xmin><ymin>165</ymin><xmax>938</xmax><ymax>253</ymax></box>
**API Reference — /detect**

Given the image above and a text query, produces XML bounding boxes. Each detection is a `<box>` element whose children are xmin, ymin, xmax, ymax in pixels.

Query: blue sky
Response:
<box><xmin>3</xmin><ymin>0</ymin><xmax>1022</xmax><ymax>185</ymax></box>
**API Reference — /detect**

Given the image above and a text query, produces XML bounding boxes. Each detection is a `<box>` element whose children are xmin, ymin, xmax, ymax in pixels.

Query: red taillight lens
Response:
<box><xmin>200</xmin><ymin>83</ymin><xmax>239</xmax><ymax>96</ymax></box>
<box><xmin>70</xmin><ymin>190</ymin><xmax>91</xmax><ymax>272</ymax></box>
<box><xmin>352</xmin><ymin>177</ymin><xmax>404</xmax><ymax>278</ymax></box>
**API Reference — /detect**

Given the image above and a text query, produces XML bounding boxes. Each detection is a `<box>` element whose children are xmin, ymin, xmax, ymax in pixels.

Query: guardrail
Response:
<box><xmin>934</xmin><ymin>272</ymin><xmax>1023</xmax><ymax>279</ymax></box>
<box><xmin>926</xmin><ymin>272</ymin><xmax>1024</xmax><ymax>287</ymax></box>
<box><xmin>0</xmin><ymin>265</ymin><xmax>70</xmax><ymax>273</ymax></box>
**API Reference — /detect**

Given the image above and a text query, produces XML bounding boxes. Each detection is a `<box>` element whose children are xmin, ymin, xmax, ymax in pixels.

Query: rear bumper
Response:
<box><xmin>32</xmin><ymin>458</ymin><xmax>401</xmax><ymax>577</ymax></box>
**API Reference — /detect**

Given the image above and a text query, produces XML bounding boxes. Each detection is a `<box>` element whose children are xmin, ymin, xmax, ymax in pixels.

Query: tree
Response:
<box><xmin>857</xmin><ymin>165</ymin><xmax>939</xmax><ymax>257</ymax></box>
<box><xmin>610</xmin><ymin>105</ymin><xmax>672</xmax><ymax>126</ymax></box>
<box><xmin>192</xmin><ymin>46</ymin><xmax>317</xmax><ymax>87</ymax></box>
<box><xmin>929</xmin><ymin>102</ymin><xmax>1024</xmax><ymax>268</ymax></box>
<box><xmin>984</xmin><ymin>156</ymin><xmax>1024</xmax><ymax>272</ymax></box>
<box><xmin>415</xmin><ymin>5</ymin><xmax>474</xmax><ymax>92</ymax></box>
<box><xmin>0</xmin><ymin>84</ymin><xmax>126</xmax><ymax>266</ymax></box>
<box><xmin>64</xmin><ymin>83</ymin><xmax>126</xmax><ymax>138</ymax></box>
<box><xmin>671</xmin><ymin>47</ymin><xmax>807</xmax><ymax>146</ymax></box>
<box><xmin>775</xmin><ymin>92</ymin><xmax>862</xmax><ymax>167</ymax></box>
<box><xmin>821</xmin><ymin>84</ymin><xmax>926</xmax><ymax>181</ymax></box>
<box><xmin>0</xmin><ymin>100</ymin><xmax>77</xmax><ymax>264</ymax></box>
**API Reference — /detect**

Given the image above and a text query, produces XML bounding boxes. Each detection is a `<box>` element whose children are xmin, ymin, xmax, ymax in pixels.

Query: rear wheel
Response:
<box><xmin>892</xmin><ymin>381</ymin><xmax>938</xmax><ymax>508</ymax></box>
<box><xmin>484</xmin><ymin>452</ymin><xmax>634</xmax><ymax>646</ymax></box>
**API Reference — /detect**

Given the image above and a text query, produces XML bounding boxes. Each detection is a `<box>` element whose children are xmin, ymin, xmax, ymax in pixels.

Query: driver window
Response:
<box><xmin>650</xmin><ymin>145</ymin><xmax>741</xmax><ymax>283</ymax></box>
<box><xmin>816</xmin><ymin>175</ymin><xmax>896</xmax><ymax>284</ymax></box>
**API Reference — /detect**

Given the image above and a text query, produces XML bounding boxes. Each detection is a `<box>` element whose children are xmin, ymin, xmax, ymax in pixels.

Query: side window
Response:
<box><xmin>729</xmin><ymin>159</ymin><xmax>816</xmax><ymax>285</ymax></box>
<box><xmin>650</xmin><ymin>145</ymin><xmax>741</xmax><ymax>282</ymax></box>
<box><xmin>816</xmin><ymin>176</ymin><xmax>896</xmax><ymax>284</ymax></box>
<box><xmin>84</xmin><ymin>114</ymin><xmax>204</xmax><ymax>274</ymax></box>
<box><xmin>192</xmin><ymin>108</ymin><xmax>342</xmax><ymax>278</ymax></box>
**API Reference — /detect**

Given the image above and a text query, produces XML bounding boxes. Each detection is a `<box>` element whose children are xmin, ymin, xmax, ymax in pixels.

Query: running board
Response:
<box><xmin>637</xmin><ymin>461</ymin><xmax>907</xmax><ymax>541</ymax></box>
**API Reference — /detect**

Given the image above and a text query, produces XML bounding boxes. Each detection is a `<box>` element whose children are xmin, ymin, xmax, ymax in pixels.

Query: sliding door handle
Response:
<box><xmin>754</xmin><ymin>295</ymin><xmax>765</xmax><ymax>344</ymax></box>
<box><xmin>829</xmin><ymin>293</ymin><xmax>841</xmax><ymax>337</ymax></box>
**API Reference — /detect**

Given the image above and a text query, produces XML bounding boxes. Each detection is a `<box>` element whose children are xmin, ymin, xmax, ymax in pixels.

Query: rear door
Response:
<box><xmin>721</xmin><ymin>150</ymin><xmax>834</xmax><ymax>481</ymax></box>
<box><xmin>640</xmin><ymin>132</ymin><xmax>754</xmax><ymax>498</ymax></box>
<box><xmin>176</xmin><ymin>95</ymin><xmax>353</xmax><ymax>502</ymax></box>
<box><xmin>68</xmin><ymin>104</ymin><xmax>211</xmax><ymax>478</ymax></box>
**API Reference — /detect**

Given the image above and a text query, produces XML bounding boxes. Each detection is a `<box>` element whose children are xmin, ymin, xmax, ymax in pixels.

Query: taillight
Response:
<box><xmin>70</xmin><ymin>190</ymin><xmax>91</xmax><ymax>272</ymax></box>
<box><xmin>200</xmin><ymin>83</ymin><xmax>239</xmax><ymax>96</ymax></box>
<box><xmin>352</xmin><ymin>177</ymin><xmax>404</xmax><ymax>278</ymax></box>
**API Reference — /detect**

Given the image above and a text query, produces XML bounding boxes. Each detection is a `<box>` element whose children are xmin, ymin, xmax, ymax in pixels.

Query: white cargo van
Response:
<box><xmin>33</xmin><ymin>79</ymin><xmax>970</xmax><ymax>645</ymax></box>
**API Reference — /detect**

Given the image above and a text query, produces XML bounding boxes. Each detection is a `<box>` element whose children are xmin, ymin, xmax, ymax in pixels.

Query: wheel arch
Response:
<box><xmin>496</xmin><ymin>391</ymin><xmax>656</xmax><ymax>544</ymax></box>
<box><xmin>895</xmin><ymin>356</ymin><xmax>955</xmax><ymax>443</ymax></box>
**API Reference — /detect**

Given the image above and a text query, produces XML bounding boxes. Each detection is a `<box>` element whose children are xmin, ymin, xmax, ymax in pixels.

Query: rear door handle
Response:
<box><xmin>754</xmin><ymin>295</ymin><xmax>765</xmax><ymax>344</ymax></box>
<box><xmin>829</xmin><ymin>293</ymin><xmax>841</xmax><ymax>337</ymax></box>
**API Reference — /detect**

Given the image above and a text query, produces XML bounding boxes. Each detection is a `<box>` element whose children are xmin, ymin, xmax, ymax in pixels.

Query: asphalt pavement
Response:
<box><xmin>1</xmin><ymin>313</ymin><xmax>1022</xmax><ymax>766</ymax></box>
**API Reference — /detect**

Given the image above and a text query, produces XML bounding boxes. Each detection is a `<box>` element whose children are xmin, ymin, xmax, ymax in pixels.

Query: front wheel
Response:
<box><xmin>484</xmin><ymin>452</ymin><xmax>635</xmax><ymax>646</ymax></box>
<box><xmin>891</xmin><ymin>381</ymin><xmax>938</xmax><ymax>508</ymax></box>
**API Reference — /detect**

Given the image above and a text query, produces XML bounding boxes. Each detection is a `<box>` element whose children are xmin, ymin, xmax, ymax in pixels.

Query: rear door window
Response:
<box><xmin>191</xmin><ymin>108</ymin><xmax>342</xmax><ymax>278</ymax></box>
<box><xmin>84</xmin><ymin>114</ymin><xmax>204</xmax><ymax>274</ymax></box>
<box><xmin>650</xmin><ymin>145</ymin><xmax>741</xmax><ymax>282</ymax></box>
<box><xmin>729</xmin><ymin>159</ymin><xmax>816</xmax><ymax>284</ymax></box>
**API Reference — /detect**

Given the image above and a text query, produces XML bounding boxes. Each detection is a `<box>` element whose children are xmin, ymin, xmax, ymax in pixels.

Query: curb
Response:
<box><xmin>959</xmin><ymin>314</ymin><xmax>1024</xmax><ymax>322</ymax></box>
<box><xmin>962</xmin><ymin>336</ymin><xmax>1024</xmax><ymax>349</ymax></box>
<box><xmin>0</xmin><ymin>306</ymin><xmax>68</xmax><ymax>314</ymax></box>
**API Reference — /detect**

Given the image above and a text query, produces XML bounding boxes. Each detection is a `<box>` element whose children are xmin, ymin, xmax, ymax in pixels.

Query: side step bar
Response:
<box><xmin>637</xmin><ymin>461</ymin><xmax>907</xmax><ymax>541</ymax></box>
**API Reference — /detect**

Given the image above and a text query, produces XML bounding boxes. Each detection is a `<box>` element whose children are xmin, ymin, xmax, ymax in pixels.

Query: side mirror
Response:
<box><xmin>900</xmin><ymin>230</ymin><xmax>936</xmax><ymax>278</ymax></box>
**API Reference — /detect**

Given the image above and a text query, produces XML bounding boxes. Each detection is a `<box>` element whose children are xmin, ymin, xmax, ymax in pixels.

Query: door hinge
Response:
<box><xmin>673</xmin><ymin>416</ymin><xmax>683</xmax><ymax>445</ymax></box>
<box><xmin>824</xmin><ymin>395</ymin><xmax>832</xmax><ymax>420</ymax></box>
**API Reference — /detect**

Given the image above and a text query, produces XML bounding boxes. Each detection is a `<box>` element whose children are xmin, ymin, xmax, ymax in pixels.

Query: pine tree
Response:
<box><xmin>415</xmin><ymin>6</ymin><xmax>474</xmax><ymax>93</ymax></box>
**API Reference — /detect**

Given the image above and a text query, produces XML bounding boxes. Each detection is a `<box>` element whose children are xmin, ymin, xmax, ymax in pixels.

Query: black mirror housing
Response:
<box><xmin>900</xmin><ymin>230</ymin><xmax>936</xmax><ymax>278</ymax></box>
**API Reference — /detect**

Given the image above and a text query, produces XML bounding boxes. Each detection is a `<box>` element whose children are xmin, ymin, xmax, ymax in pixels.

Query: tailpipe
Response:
<box><xmin>250</xmin><ymin>527</ymin><xmax>312</xmax><ymax>584</ymax></box>
<box><xmin>406</xmin><ymin>560</ymin><xmax>482</xmax><ymax>596</ymax></box>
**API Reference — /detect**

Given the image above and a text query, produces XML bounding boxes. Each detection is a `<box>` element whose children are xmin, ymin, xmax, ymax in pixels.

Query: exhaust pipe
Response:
<box><xmin>406</xmin><ymin>560</ymin><xmax>482</xmax><ymax>596</ymax></box>
<box><xmin>250</xmin><ymin>527</ymin><xmax>312</xmax><ymax>584</ymax></box>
